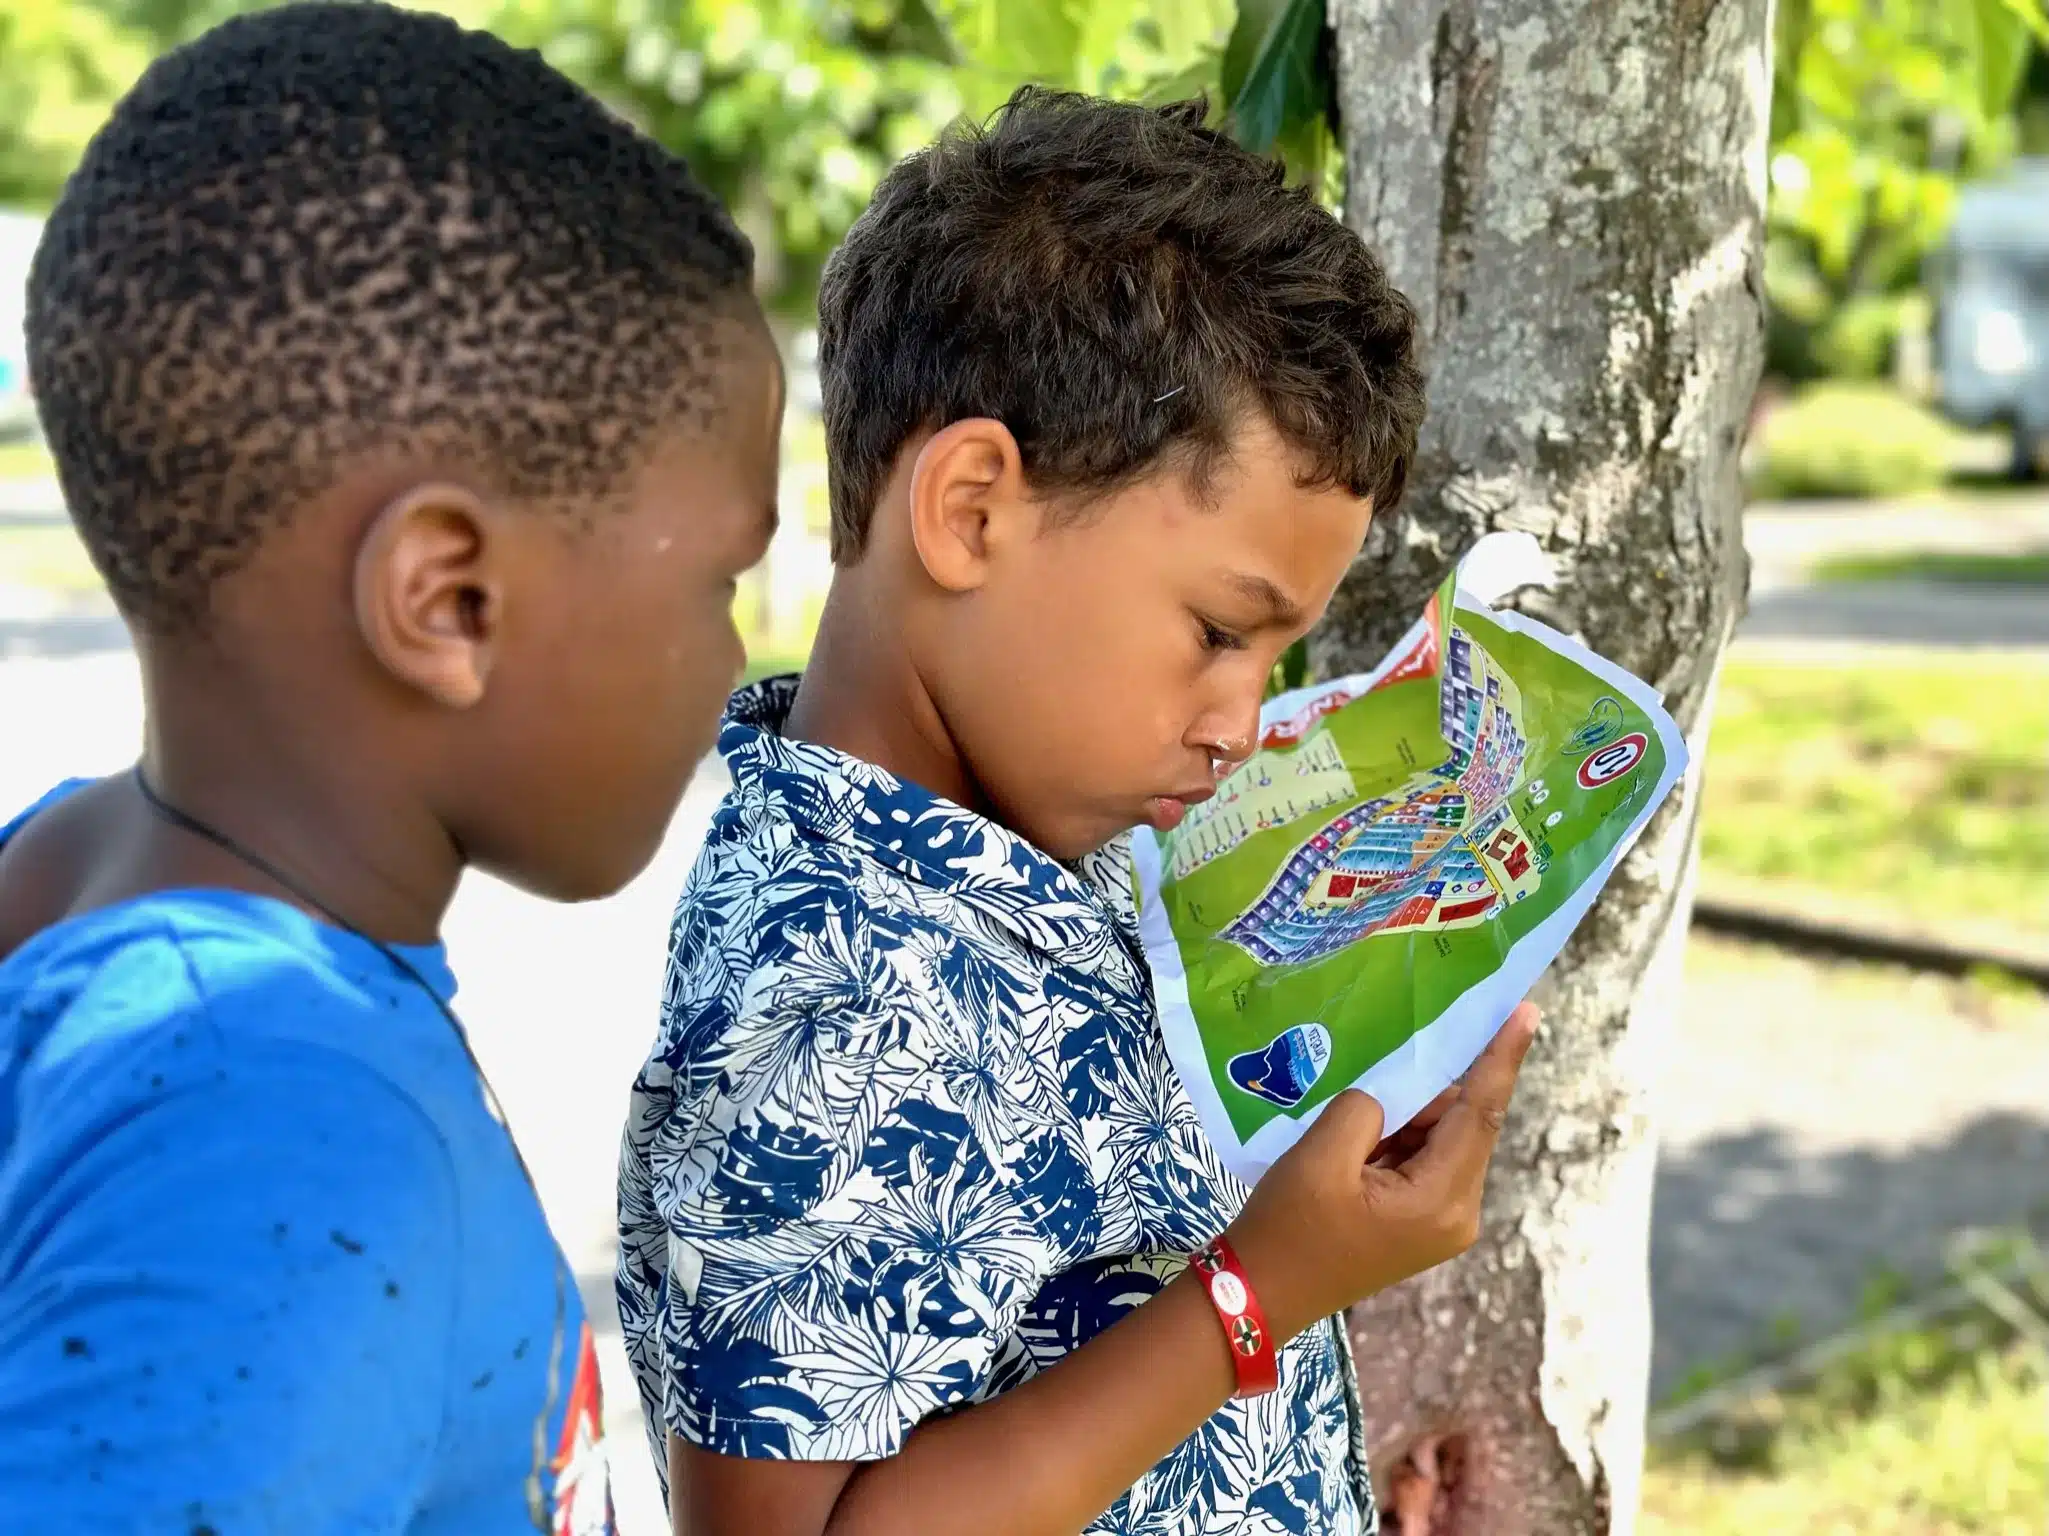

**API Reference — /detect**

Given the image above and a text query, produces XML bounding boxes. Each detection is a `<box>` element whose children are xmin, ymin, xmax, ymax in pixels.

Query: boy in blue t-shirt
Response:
<box><xmin>619</xmin><ymin>89</ymin><xmax>1540</xmax><ymax>1536</ymax></box>
<box><xmin>0</xmin><ymin>6</ymin><xmax>782</xmax><ymax>1530</ymax></box>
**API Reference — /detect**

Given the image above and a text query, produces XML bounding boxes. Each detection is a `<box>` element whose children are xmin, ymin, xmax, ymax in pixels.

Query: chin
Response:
<box><xmin>493</xmin><ymin>835</ymin><xmax>661</xmax><ymax>906</ymax></box>
<box><xmin>1031</xmin><ymin>819</ymin><xmax>1127</xmax><ymax>864</ymax></box>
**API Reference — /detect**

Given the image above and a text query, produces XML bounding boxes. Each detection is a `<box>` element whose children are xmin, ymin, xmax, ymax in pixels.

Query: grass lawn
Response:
<box><xmin>0</xmin><ymin>436</ymin><xmax>52</xmax><ymax>484</ymax></box>
<box><xmin>1642</xmin><ymin>1308</ymin><xmax>2046</xmax><ymax>1536</ymax></box>
<box><xmin>0</xmin><ymin>521</ymin><xmax>101</xmax><ymax>597</ymax></box>
<box><xmin>1701</xmin><ymin>653</ymin><xmax>2049</xmax><ymax>937</ymax></box>
<box><xmin>741</xmin><ymin>648</ymin><xmax>807</xmax><ymax>684</ymax></box>
<box><xmin>1812</xmin><ymin>549</ymin><xmax>2049</xmax><ymax>586</ymax></box>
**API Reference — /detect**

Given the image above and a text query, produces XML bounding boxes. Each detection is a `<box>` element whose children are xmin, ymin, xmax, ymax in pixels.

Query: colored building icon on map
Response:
<box><xmin>1215</xmin><ymin>622</ymin><xmax>1543</xmax><ymax>967</ymax></box>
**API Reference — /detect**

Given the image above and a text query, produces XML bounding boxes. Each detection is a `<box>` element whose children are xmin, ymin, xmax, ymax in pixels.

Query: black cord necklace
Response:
<box><xmin>132</xmin><ymin>767</ymin><xmax>565</xmax><ymax>1531</ymax></box>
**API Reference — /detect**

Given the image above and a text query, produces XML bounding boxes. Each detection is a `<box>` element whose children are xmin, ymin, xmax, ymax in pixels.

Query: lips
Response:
<box><xmin>1143</xmin><ymin>784</ymin><xmax>1217</xmax><ymax>832</ymax></box>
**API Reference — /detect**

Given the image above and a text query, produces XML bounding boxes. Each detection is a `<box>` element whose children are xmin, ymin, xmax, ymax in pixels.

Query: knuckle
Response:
<box><xmin>1479</xmin><ymin>1103</ymin><xmax>1510</xmax><ymax>1133</ymax></box>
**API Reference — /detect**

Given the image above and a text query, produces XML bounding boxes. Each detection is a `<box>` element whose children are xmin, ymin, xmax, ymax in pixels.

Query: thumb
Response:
<box><xmin>1410</xmin><ymin>1003</ymin><xmax>1541</xmax><ymax>1190</ymax></box>
<box><xmin>1304</xmin><ymin>1087</ymin><xmax>1386</xmax><ymax>1159</ymax></box>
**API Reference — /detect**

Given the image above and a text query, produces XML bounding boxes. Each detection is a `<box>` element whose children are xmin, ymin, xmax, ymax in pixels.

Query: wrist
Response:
<box><xmin>1217</xmin><ymin>1220</ymin><xmax>1315</xmax><ymax>1347</ymax></box>
<box><xmin>1188</xmin><ymin>1234</ymin><xmax>1281</xmax><ymax>1398</ymax></box>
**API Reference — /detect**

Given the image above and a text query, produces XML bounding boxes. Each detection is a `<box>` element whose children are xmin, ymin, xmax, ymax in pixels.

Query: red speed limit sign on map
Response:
<box><xmin>1576</xmin><ymin>732</ymin><xmax>1648</xmax><ymax>790</ymax></box>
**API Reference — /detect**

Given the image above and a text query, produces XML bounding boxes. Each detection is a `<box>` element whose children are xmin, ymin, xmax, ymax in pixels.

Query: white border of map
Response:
<box><xmin>1133</xmin><ymin>556</ymin><xmax>1691</xmax><ymax>1183</ymax></box>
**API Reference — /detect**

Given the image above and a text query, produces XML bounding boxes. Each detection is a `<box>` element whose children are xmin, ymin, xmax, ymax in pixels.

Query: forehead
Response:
<box><xmin>1137</xmin><ymin>420</ymin><xmax>1374</xmax><ymax>592</ymax></box>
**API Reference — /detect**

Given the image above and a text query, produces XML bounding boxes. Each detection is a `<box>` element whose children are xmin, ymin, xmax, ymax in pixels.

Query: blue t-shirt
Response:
<box><xmin>0</xmin><ymin>782</ymin><xmax>615</xmax><ymax>1534</ymax></box>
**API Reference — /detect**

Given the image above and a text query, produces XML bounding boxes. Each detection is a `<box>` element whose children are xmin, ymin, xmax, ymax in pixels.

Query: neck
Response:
<box><xmin>137</xmin><ymin>645</ymin><xmax>460</xmax><ymax>947</ymax></box>
<box><xmin>786</xmin><ymin>575</ymin><xmax>986</xmax><ymax>815</ymax></box>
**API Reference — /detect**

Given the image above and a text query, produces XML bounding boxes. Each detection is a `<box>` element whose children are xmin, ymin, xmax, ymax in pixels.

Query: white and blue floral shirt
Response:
<box><xmin>617</xmin><ymin>679</ymin><xmax>1375</xmax><ymax>1534</ymax></box>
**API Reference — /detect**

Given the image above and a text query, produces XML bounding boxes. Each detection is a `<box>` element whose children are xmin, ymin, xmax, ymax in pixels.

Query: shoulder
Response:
<box><xmin>655</xmin><ymin>797</ymin><xmax>951</xmax><ymax>1065</ymax></box>
<box><xmin>2</xmin><ymin>896</ymin><xmax>456</xmax><ymax>1200</ymax></box>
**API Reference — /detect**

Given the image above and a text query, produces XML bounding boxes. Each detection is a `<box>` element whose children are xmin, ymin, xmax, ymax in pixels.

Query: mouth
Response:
<box><xmin>1143</xmin><ymin>784</ymin><xmax>1217</xmax><ymax>832</ymax></box>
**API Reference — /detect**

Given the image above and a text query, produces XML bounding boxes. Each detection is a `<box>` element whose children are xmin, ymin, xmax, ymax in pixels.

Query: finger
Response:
<box><xmin>1403</xmin><ymin>1086</ymin><xmax>1461</xmax><ymax>1135</ymax></box>
<box><xmin>1309</xmin><ymin>1087</ymin><xmax>1386</xmax><ymax>1157</ymax></box>
<box><xmin>1370</xmin><ymin>1122</ymin><xmax>1434</xmax><ymax>1168</ymax></box>
<box><xmin>1367</xmin><ymin>1085</ymin><xmax>1460</xmax><ymax>1166</ymax></box>
<box><xmin>1408</xmin><ymin>1004</ymin><xmax>1540</xmax><ymax>1190</ymax></box>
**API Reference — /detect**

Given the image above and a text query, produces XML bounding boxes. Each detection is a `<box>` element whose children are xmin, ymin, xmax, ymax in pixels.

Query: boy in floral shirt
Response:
<box><xmin>618</xmin><ymin>88</ymin><xmax>1539</xmax><ymax>1536</ymax></box>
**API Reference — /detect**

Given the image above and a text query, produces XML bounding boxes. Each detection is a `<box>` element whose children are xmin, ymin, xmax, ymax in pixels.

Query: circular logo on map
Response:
<box><xmin>1576</xmin><ymin>731</ymin><xmax>1647</xmax><ymax>789</ymax></box>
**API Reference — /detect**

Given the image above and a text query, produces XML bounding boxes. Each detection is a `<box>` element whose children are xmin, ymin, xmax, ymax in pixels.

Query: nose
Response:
<box><xmin>1193</xmin><ymin>699</ymin><xmax>1262</xmax><ymax>776</ymax></box>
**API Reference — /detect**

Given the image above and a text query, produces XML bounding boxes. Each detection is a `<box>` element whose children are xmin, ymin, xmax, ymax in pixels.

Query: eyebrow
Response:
<box><xmin>1226</xmin><ymin>573</ymin><xmax>1307</xmax><ymax>630</ymax></box>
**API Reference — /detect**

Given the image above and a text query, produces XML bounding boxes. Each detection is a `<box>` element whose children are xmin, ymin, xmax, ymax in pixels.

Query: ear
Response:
<box><xmin>905</xmin><ymin>418</ymin><xmax>1032</xmax><ymax>594</ymax></box>
<box><xmin>351</xmin><ymin>483</ymin><xmax>503</xmax><ymax>709</ymax></box>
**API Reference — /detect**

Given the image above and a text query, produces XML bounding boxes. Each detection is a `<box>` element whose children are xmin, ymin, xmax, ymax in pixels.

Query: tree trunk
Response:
<box><xmin>1320</xmin><ymin>3</ymin><xmax>1771</xmax><ymax>1532</ymax></box>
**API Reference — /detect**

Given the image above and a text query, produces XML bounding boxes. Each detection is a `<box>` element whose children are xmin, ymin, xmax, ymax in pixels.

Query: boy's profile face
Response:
<box><xmin>914</xmin><ymin>415</ymin><xmax>1373</xmax><ymax>861</ymax></box>
<box><xmin>436</xmin><ymin>324</ymin><xmax>784</xmax><ymax>900</ymax></box>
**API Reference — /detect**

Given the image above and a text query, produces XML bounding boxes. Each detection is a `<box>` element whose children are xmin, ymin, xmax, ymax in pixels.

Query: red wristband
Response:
<box><xmin>1190</xmin><ymin>1234</ymin><xmax>1279</xmax><ymax>1399</ymax></box>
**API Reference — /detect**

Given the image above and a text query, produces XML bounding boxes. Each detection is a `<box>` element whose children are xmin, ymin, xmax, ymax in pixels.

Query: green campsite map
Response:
<box><xmin>1133</xmin><ymin>541</ymin><xmax>1687</xmax><ymax>1177</ymax></box>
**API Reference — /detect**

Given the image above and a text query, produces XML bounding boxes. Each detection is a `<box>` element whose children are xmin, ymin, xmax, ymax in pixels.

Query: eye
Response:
<box><xmin>1197</xmin><ymin>617</ymin><xmax>1247</xmax><ymax>653</ymax></box>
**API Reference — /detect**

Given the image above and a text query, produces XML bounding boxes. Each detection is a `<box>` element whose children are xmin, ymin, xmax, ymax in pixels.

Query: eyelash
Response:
<box><xmin>1198</xmin><ymin>618</ymin><xmax>1248</xmax><ymax>653</ymax></box>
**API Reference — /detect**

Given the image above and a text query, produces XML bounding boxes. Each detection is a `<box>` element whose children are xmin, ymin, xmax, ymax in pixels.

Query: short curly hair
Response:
<box><xmin>816</xmin><ymin>86</ymin><xmax>1424</xmax><ymax>563</ymax></box>
<box><xmin>27</xmin><ymin>0</ymin><xmax>754</xmax><ymax>630</ymax></box>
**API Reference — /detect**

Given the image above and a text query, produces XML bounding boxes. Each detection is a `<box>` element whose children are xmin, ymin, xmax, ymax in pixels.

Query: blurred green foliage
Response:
<box><xmin>1767</xmin><ymin>0</ymin><xmax>2049</xmax><ymax>382</ymax></box>
<box><xmin>0</xmin><ymin>0</ymin><xmax>148</xmax><ymax>207</ymax></box>
<box><xmin>1749</xmin><ymin>380</ymin><xmax>1965</xmax><ymax>499</ymax></box>
<box><xmin>3</xmin><ymin>0</ymin><xmax>2044</xmax><ymax>363</ymax></box>
<box><xmin>0</xmin><ymin>0</ymin><xmax>1320</xmax><ymax>312</ymax></box>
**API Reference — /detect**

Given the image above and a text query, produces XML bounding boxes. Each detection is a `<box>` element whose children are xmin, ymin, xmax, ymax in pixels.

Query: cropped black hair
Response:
<box><xmin>816</xmin><ymin>86</ymin><xmax>1425</xmax><ymax>562</ymax></box>
<box><xmin>27</xmin><ymin>0</ymin><xmax>754</xmax><ymax>630</ymax></box>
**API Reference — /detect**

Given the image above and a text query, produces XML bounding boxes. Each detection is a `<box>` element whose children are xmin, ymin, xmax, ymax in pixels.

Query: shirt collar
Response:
<box><xmin>719</xmin><ymin>678</ymin><xmax>1140</xmax><ymax>958</ymax></box>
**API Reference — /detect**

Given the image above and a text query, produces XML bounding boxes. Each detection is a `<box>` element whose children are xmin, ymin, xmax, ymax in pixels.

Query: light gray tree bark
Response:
<box><xmin>1321</xmin><ymin>3</ymin><xmax>1773</xmax><ymax>1532</ymax></box>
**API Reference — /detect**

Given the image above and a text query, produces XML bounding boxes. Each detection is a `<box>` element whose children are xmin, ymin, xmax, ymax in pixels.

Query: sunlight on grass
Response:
<box><xmin>0</xmin><ymin>437</ymin><xmax>52</xmax><ymax>484</ymax></box>
<box><xmin>1812</xmin><ymin>550</ymin><xmax>2049</xmax><ymax>586</ymax></box>
<box><xmin>1643</xmin><ymin>1342</ymin><xmax>2046</xmax><ymax>1535</ymax></box>
<box><xmin>0</xmin><ymin>522</ymin><xmax>102</xmax><ymax>597</ymax></box>
<box><xmin>1701</xmin><ymin>654</ymin><xmax>2049</xmax><ymax>935</ymax></box>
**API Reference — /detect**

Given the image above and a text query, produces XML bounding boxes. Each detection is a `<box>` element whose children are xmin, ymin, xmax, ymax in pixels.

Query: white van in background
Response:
<box><xmin>0</xmin><ymin>210</ymin><xmax>43</xmax><ymax>440</ymax></box>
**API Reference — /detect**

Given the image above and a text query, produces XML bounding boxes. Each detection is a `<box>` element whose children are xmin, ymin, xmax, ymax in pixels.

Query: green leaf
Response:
<box><xmin>1219</xmin><ymin>0</ymin><xmax>1330</xmax><ymax>155</ymax></box>
<box><xmin>1074</xmin><ymin>0</ymin><xmax>1147</xmax><ymax>88</ymax></box>
<box><xmin>1140</xmin><ymin>51</ymin><xmax>1226</xmax><ymax>111</ymax></box>
<box><xmin>1154</xmin><ymin>0</ymin><xmax>1235</xmax><ymax>69</ymax></box>
<box><xmin>885</xmin><ymin>0</ymin><xmax>963</xmax><ymax>67</ymax></box>
<box><xmin>1970</xmin><ymin>0</ymin><xmax>2040</xmax><ymax>119</ymax></box>
<box><xmin>1985</xmin><ymin>0</ymin><xmax>2049</xmax><ymax>45</ymax></box>
<box><xmin>939</xmin><ymin>0</ymin><xmax>1081</xmax><ymax>82</ymax></box>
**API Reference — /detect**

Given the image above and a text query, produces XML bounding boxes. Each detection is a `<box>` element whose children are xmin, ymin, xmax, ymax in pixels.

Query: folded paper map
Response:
<box><xmin>1132</xmin><ymin>533</ymin><xmax>1689</xmax><ymax>1181</ymax></box>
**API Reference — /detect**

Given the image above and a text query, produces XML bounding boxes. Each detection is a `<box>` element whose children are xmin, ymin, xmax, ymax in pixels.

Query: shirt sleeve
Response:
<box><xmin>645</xmin><ymin>989</ymin><xmax>1060</xmax><ymax>1465</ymax></box>
<box><xmin>0</xmin><ymin>1013</ymin><xmax>461</xmax><ymax>1533</ymax></box>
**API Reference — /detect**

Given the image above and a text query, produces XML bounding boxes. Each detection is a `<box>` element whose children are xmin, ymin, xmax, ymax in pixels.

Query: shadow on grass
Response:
<box><xmin>1741</xmin><ymin>580</ymin><xmax>2049</xmax><ymax>645</ymax></box>
<box><xmin>1650</xmin><ymin>1111</ymin><xmax>2049</xmax><ymax>1401</ymax></box>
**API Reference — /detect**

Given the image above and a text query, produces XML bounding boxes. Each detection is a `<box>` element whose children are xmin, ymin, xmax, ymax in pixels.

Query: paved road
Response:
<box><xmin>1741</xmin><ymin>495</ymin><xmax>2049</xmax><ymax>647</ymax></box>
<box><xmin>10</xmin><ymin>489</ymin><xmax>2049</xmax><ymax>660</ymax></box>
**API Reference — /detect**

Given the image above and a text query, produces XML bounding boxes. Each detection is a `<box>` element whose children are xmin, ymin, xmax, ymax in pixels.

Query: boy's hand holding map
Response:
<box><xmin>1222</xmin><ymin>1004</ymin><xmax>1541</xmax><ymax>1343</ymax></box>
<box><xmin>1134</xmin><ymin>532</ymin><xmax>1688</xmax><ymax>1181</ymax></box>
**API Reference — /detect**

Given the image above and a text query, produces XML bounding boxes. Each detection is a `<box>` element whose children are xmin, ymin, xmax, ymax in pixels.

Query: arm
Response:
<box><xmin>673</xmin><ymin>1263</ymin><xmax>1242</xmax><ymax>1536</ymax></box>
<box><xmin>0</xmin><ymin>1027</ymin><xmax>459</xmax><ymax>1529</ymax></box>
<box><xmin>669</xmin><ymin>1014</ymin><xmax>1537</xmax><ymax>1536</ymax></box>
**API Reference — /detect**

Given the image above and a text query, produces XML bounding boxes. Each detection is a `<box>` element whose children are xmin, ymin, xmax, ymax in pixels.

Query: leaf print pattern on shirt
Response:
<box><xmin>617</xmin><ymin>678</ymin><xmax>1376</xmax><ymax>1534</ymax></box>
